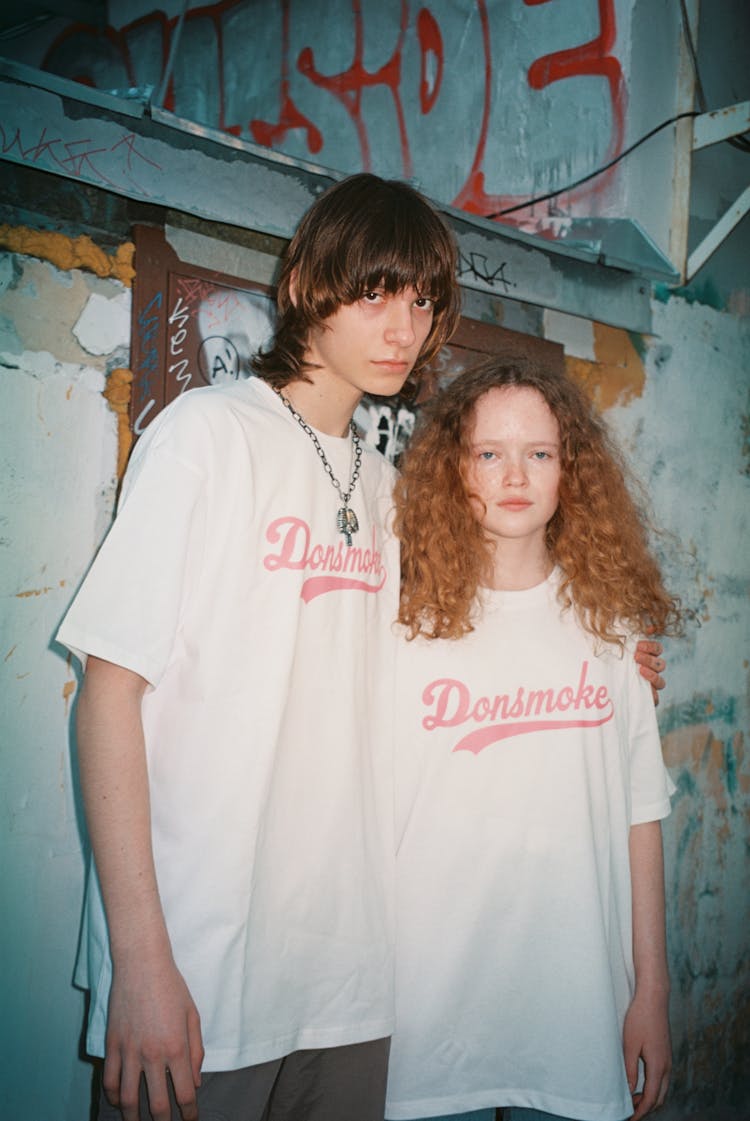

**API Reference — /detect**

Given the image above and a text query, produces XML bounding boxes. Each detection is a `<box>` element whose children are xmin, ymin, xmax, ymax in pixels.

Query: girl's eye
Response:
<box><xmin>532</xmin><ymin>450</ymin><xmax>551</xmax><ymax>460</ymax></box>
<box><xmin>479</xmin><ymin>451</ymin><xmax>496</xmax><ymax>461</ymax></box>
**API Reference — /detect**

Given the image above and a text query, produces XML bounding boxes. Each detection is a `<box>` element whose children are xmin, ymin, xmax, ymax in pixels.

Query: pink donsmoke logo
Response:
<box><xmin>263</xmin><ymin>516</ymin><xmax>387</xmax><ymax>602</ymax></box>
<box><xmin>422</xmin><ymin>661</ymin><xmax>614</xmax><ymax>755</ymax></box>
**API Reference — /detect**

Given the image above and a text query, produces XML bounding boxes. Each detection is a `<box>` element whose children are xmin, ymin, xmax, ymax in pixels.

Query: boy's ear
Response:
<box><xmin>288</xmin><ymin>268</ymin><xmax>299</xmax><ymax>308</ymax></box>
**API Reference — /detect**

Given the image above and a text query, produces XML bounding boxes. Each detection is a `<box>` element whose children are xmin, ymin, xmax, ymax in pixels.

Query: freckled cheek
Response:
<box><xmin>468</xmin><ymin>493</ymin><xmax>487</xmax><ymax>523</ymax></box>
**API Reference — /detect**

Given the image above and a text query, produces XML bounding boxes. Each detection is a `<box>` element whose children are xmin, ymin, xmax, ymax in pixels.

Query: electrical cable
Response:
<box><xmin>490</xmin><ymin>6</ymin><xmax>749</xmax><ymax>219</ymax></box>
<box><xmin>487</xmin><ymin>111</ymin><xmax>699</xmax><ymax>218</ymax></box>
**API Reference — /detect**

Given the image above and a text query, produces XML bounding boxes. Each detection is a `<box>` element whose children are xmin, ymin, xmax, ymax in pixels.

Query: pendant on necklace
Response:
<box><xmin>337</xmin><ymin>505</ymin><xmax>359</xmax><ymax>547</ymax></box>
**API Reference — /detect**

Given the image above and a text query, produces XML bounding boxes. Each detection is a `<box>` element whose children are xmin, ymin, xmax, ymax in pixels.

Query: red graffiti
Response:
<box><xmin>293</xmin><ymin>0</ymin><xmax>412</xmax><ymax>175</ymax></box>
<box><xmin>454</xmin><ymin>0</ymin><xmax>625</xmax><ymax>218</ymax></box>
<box><xmin>250</xmin><ymin>0</ymin><xmax>322</xmax><ymax>154</ymax></box>
<box><xmin>38</xmin><ymin>0</ymin><xmax>627</xmax><ymax>226</ymax></box>
<box><xmin>417</xmin><ymin>8</ymin><xmax>443</xmax><ymax>114</ymax></box>
<box><xmin>526</xmin><ymin>0</ymin><xmax>625</xmax><ymax>175</ymax></box>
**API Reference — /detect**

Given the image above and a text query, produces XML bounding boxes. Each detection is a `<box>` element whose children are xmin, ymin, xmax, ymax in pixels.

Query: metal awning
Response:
<box><xmin>0</xmin><ymin>56</ymin><xmax>679</xmax><ymax>334</ymax></box>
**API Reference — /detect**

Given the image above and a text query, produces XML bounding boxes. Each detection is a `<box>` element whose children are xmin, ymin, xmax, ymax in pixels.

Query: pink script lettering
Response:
<box><xmin>263</xmin><ymin>516</ymin><xmax>387</xmax><ymax>601</ymax></box>
<box><xmin>422</xmin><ymin>660</ymin><xmax>614</xmax><ymax>754</ymax></box>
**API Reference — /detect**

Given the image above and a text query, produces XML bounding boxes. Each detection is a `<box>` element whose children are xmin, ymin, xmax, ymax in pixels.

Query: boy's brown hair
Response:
<box><xmin>253</xmin><ymin>173</ymin><xmax>460</xmax><ymax>393</ymax></box>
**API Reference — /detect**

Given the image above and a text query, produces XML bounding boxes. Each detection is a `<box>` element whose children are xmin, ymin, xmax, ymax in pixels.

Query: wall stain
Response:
<box><xmin>740</xmin><ymin>409</ymin><xmax>750</xmax><ymax>478</ymax></box>
<box><xmin>564</xmin><ymin>322</ymin><xmax>645</xmax><ymax>410</ymax></box>
<box><xmin>659</xmin><ymin>693</ymin><xmax>735</xmax><ymax>736</ymax></box>
<box><xmin>662</xmin><ymin>714</ymin><xmax>750</xmax><ymax>1111</ymax></box>
<box><xmin>102</xmin><ymin>367</ymin><xmax>134</xmax><ymax>480</ymax></box>
<box><xmin>62</xmin><ymin>679</ymin><xmax>76</xmax><ymax>714</ymax></box>
<box><xmin>15</xmin><ymin>579</ymin><xmax>67</xmax><ymax>599</ymax></box>
<box><xmin>0</xmin><ymin>226</ymin><xmax>135</xmax><ymax>287</ymax></box>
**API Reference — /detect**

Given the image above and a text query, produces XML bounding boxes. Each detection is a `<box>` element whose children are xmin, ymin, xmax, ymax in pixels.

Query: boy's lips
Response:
<box><xmin>373</xmin><ymin>359</ymin><xmax>410</xmax><ymax>372</ymax></box>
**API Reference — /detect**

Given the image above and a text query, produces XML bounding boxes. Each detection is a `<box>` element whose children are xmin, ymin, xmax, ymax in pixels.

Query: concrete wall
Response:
<box><xmin>0</xmin><ymin>245</ymin><xmax>127</xmax><ymax>1119</ymax></box>
<box><xmin>545</xmin><ymin>299</ymin><xmax>750</xmax><ymax>1118</ymax></box>
<box><xmin>1</xmin><ymin>225</ymin><xmax>747</xmax><ymax>1121</ymax></box>
<box><xmin>1</xmin><ymin>1</ymin><xmax>748</xmax><ymax>1118</ymax></box>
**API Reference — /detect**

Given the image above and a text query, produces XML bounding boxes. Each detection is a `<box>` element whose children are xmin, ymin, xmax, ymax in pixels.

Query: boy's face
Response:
<box><xmin>303</xmin><ymin>287</ymin><xmax>435</xmax><ymax>406</ymax></box>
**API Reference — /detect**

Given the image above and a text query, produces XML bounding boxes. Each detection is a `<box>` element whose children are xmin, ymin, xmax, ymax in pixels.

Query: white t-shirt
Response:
<box><xmin>58</xmin><ymin>377</ymin><xmax>399</xmax><ymax>1070</ymax></box>
<box><xmin>385</xmin><ymin>572</ymin><xmax>672</xmax><ymax>1121</ymax></box>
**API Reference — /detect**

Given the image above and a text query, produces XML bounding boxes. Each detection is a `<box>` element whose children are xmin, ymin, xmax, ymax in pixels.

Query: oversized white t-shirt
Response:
<box><xmin>58</xmin><ymin>376</ymin><xmax>399</xmax><ymax>1070</ymax></box>
<box><xmin>385</xmin><ymin>572</ymin><xmax>672</xmax><ymax>1121</ymax></box>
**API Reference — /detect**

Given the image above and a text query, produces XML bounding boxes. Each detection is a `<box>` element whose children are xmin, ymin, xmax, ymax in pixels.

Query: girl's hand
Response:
<box><xmin>623</xmin><ymin>985</ymin><xmax>671</xmax><ymax>1119</ymax></box>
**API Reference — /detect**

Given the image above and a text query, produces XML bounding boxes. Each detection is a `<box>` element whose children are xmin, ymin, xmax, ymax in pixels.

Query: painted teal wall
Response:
<box><xmin>1</xmin><ymin>2</ymin><xmax>748</xmax><ymax>1118</ymax></box>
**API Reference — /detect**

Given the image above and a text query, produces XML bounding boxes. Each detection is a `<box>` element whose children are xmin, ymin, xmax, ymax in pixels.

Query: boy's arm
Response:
<box><xmin>634</xmin><ymin>640</ymin><xmax>666</xmax><ymax>704</ymax></box>
<box><xmin>77</xmin><ymin>656</ymin><xmax>204</xmax><ymax>1121</ymax></box>
<box><xmin>623</xmin><ymin>820</ymin><xmax>671</xmax><ymax>1120</ymax></box>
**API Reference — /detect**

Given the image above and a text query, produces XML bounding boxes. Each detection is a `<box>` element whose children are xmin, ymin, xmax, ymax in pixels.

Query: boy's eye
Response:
<box><xmin>414</xmin><ymin>296</ymin><xmax>435</xmax><ymax>310</ymax></box>
<box><xmin>362</xmin><ymin>290</ymin><xmax>383</xmax><ymax>302</ymax></box>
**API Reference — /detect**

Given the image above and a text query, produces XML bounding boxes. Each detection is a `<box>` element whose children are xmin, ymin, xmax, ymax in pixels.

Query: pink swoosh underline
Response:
<box><xmin>301</xmin><ymin>573</ymin><xmax>387</xmax><ymax>603</ymax></box>
<box><xmin>454</xmin><ymin>712</ymin><xmax>614</xmax><ymax>755</ymax></box>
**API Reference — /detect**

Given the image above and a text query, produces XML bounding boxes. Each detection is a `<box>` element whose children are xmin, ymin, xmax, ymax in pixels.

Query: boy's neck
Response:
<box><xmin>280</xmin><ymin>376</ymin><xmax>361</xmax><ymax>438</ymax></box>
<box><xmin>486</xmin><ymin>538</ymin><xmax>553</xmax><ymax>592</ymax></box>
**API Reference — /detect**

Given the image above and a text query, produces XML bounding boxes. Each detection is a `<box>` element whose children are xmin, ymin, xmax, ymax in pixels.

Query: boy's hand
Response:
<box><xmin>103</xmin><ymin>952</ymin><xmax>204</xmax><ymax>1121</ymax></box>
<box><xmin>623</xmin><ymin>986</ymin><xmax>671</xmax><ymax>1120</ymax></box>
<box><xmin>634</xmin><ymin>639</ymin><xmax>666</xmax><ymax>706</ymax></box>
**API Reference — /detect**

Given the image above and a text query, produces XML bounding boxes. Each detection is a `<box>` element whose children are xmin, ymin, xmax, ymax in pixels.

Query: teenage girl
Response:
<box><xmin>385</xmin><ymin>359</ymin><xmax>683</xmax><ymax>1121</ymax></box>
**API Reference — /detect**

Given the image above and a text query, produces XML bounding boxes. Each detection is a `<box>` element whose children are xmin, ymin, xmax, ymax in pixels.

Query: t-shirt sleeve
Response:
<box><xmin>624</xmin><ymin>636</ymin><xmax>674</xmax><ymax>825</ymax></box>
<box><xmin>57</xmin><ymin>402</ymin><xmax>208</xmax><ymax>687</ymax></box>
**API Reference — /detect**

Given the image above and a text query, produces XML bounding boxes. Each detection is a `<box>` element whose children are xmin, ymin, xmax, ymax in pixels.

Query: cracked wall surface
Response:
<box><xmin>2</xmin><ymin>233</ymin><xmax>748</xmax><ymax>1119</ymax></box>
<box><xmin>0</xmin><ymin>244</ymin><xmax>126</xmax><ymax>1119</ymax></box>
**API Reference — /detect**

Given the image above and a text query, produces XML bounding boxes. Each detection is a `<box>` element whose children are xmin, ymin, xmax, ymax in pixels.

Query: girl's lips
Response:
<box><xmin>498</xmin><ymin>500</ymin><xmax>532</xmax><ymax>509</ymax></box>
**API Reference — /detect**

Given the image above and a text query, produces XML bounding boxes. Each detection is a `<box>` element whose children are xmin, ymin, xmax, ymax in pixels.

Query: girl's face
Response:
<box><xmin>464</xmin><ymin>386</ymin><xmax>561</xmax><ymax>551</ymax></box>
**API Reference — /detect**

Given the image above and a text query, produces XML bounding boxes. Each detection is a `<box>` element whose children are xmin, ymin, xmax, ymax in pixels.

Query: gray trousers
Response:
<box><xmin>97</xmin><ymin>1036</ymin><xmax>391</xmax><ymax>1121</ymax></box>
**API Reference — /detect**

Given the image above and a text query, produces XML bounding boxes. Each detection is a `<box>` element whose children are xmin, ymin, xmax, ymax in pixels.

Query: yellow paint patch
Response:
<box><xmin>15</xmin><ymin>578</ymin><xmax>66</xmax><ymax>598</ymax></box>
<box><xmin>103</xmin><ymin>367</ymin><xmax>134</xmax><ymax>480</ymax></box>
<box><xmin>62</xmin><ymin>679</ymin><xmax>76</xmax><ymax>714</ymax></box>
<box><xmin>0</xmin><ymin>225</ymin><xmax>135</xmax><ymax>286</ymax></box>
<box><xmin>564</xmin><ymin>323</ymin><xmax>646</xmax><ymax>411</ymax></box>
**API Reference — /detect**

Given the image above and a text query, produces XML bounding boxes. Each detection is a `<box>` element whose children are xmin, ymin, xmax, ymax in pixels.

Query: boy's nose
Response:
<box><xmin>384</xmin><ymin>298</ymin><xmax>417</xmax><ymax>345</ymax></box>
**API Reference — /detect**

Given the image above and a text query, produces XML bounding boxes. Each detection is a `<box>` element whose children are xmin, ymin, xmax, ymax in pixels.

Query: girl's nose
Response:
<box><xmin>503</xmin><ymin>457</ymin><xmax>528</xmax><ymax>485</ymax></box>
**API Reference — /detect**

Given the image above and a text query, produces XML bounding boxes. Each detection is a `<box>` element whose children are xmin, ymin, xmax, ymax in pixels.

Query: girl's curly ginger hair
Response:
<box><xmin>394</xmin><ymin>358</ymin><xmax>683</xmax><ymax>643</ymax></box>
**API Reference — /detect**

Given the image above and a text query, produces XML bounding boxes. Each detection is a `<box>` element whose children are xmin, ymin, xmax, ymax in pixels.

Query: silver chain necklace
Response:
<box><xmin>274</xmin><ymin>388</ymin><xmax>362</xmax><ymax>546</ymax></box>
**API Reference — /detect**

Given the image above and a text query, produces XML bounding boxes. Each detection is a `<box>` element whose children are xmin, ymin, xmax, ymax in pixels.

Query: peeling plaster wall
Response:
<box><xmin>1</xmin><ymin>226</ymin><xmax>748</xmax><ymax>1119</ymax></box>
<box><xmin>609</xmin><ymin>301</ymin><xmax>750</xmax><ymax>1114</ymax></box>
<box><xmin>0</xmin><ymin>248</ymin><xmax>127</xmax><ymax>1120</ymax></box>
<box><xmin>545</xmin><ymin>299</ymin><xmax>750</xmax><ymax>1117</ymax></box>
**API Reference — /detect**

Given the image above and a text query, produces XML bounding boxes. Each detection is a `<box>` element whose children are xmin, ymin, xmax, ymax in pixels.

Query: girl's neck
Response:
<box><xmin>486</xmin><ymin>538</ymin><xmax>553</xmax><ymax>592</ymax></box>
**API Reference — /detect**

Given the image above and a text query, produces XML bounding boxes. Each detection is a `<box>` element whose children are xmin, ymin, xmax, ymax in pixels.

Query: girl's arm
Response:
<box><xmin>623</xmin><ymin>820</ymin><xmax>671</xmax><ymax>1120</ymax></box>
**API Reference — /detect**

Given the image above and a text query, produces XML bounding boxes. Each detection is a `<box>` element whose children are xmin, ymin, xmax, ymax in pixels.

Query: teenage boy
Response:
<box><xmin>57</xmin><ymin>173</ymin><xmax>461</xmax><ymax>1121</ymax></box>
